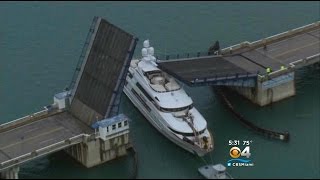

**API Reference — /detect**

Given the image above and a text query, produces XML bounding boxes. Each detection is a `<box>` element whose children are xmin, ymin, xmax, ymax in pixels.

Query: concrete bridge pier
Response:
<box><xmin>231</xmin><ymin>71</ymin><xmax>296</xmax><ymax>106</ymax></box>
<box><xmin>65</xmin><ymin>132</ymin><xmax>130</xmax><ymax>168</ymax></box>
<box><xmin>0</xmin><ymin>167</ymin><xmax>20</xmax><ymax>179</ymax></box>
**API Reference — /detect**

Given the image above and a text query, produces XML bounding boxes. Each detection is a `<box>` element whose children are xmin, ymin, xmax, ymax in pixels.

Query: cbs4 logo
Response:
<box><xmin>229</xmin><ymin>146</ymin><xmax>251</xmax><ymax>158</ymax></box>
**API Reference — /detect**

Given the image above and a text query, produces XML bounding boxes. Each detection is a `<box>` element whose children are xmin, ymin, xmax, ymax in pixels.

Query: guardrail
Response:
<box><xmin>154</xmin><ymin>21</ymin><xmax>319</xmax><ymax>62</ymax></box>
<box><xmin>0</xmin><ymin>134</ymin><xmax>92</xmax><ymax>172</ymax></box>
<box><xmin>221</xmin><ymin>21</ymin><xmax>320</xmax><ymax>55</ymax></box>
<box><xmin>191</xmin><ymin>72</ymin><xmax>258</xmax><ymax>83</ymax></box>
<box><xmin>257</xmin><ymin>53</ymin><xmax>320</xmax><ymax>81</ymax></box>
<box><xmin>190</xmin><ymin>72</ymin><xmax>258</xmax><ymax>86</ymax></box>
<box><xmin>0</xmin><ymin>110</ymin><xmax>47</xmax><ymax>129</ymax></box>
<box><xmin>155</xmin><ymin>51</ymin><xmax>219</xmax><ymax>61</ymax></box>
<box><xmin>289</xmin><ymin>53</ymin><xmax>320</xmax><ymax>69</ymax></box>
<box><xmin>0</xmin><ymin>108</ymin><xmax>64</xmax><ymax>133</ymax></box>
<box><xmin>68</xmin><ymin>16</ymin><xmax>99</xmax><ymax>91</ymax></box>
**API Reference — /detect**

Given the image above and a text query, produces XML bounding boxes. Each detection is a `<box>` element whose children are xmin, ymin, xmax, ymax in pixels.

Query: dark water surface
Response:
<box><xmin>0</xmin><ymin>2</ymin><xmax>319</xmax><ymax>179</ymax></box>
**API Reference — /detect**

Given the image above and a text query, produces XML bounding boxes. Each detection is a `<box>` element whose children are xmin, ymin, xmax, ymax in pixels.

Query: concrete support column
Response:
<box><xmin>64</xmin><ymin>132</ymin><xmax>130</xmax><ymax>169</ymax></box>
<box><xmin>231</xmin><ymin>72</ymin><xmax>296</xmax><ymax>106</ymax></box>
<box><xmin>0</xmin><ymin>166</ymin><xmax>20</xmax><ymax>179</ymax></box>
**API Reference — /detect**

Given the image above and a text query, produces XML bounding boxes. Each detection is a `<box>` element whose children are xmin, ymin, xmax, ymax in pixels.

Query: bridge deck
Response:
<box><xmin>0</xmin><ymin>16</ymin><xmax>137</xmax><ymax>171</ymax></box>
<box><xmin>252</xmin><ymin>28</ymin><xmax>320</xmax><ymax>66</ymax></box>
<box><xmin>0</xmin><ymin>112</ymin><xmax>92</xmax><ymax>163</ymax></box>
<box><xmin>0</xmin><ymin>17</ymin><xmax>138</xmax><ymax>171</ymax></box>
<box><xmin>157</xmin><ymin>56</ymin><xmax>255</xmax><ymax>87</ymax></box>
<box><xmin>156</xmin><ymin>22</ymin><xmax>320</xmax><ymax>86</ymax></box>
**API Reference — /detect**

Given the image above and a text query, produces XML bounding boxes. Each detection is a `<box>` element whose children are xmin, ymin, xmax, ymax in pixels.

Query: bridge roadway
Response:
<box><xmin>156</xmin><ymin>21</ymin><xmax>320</xmax><ymax>86</ymax></box>
<box><xmin>0</xmin><ymin>110</ymin><xmax>93</xmax><ymax>170</ymax></box>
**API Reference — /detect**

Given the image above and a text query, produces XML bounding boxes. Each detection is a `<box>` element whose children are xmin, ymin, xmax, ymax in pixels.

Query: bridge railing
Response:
<box><xmin>0</xmin><ymin>110</ymin><xmax>50</xmax><ymax>133</ymax></box>
<box><xmin>189</xmin><ymin>71</ymin><xmax>259</xmax><ymax>86</ymax></box>
<box><xmin>155</xmin><ymin>51</ymin><xmax>218</xmax><ymax>61</ymax></box>
<box><xmin>0</xmin><ymin>110</ymin><xmax>46</xmax><ymax>128</ymax></box>
<box><xmin>0</xmin><ymin>108</ymin><xmax>65</xmax><ymax>133</ymax></box>
<box><xmin>257</xmin><ymin>53</ymin><xmax>320</xmax><ymax>81</ymax></box>
<box><xmin>0</xmin><ymin>110</ymin><xmax>47</xmax><ymax>132</ymax></box>
<box><xmin>144</xmin><ymin>21</ymin><xmax>320</xmax><ymax>62</ymax></box>
<box><xmin>0</xmin><ymin>134</ymin><xmax>91</xmax><ymax>172</ymax></box>
<box><xmin>68</xmin><ymin>16</ymin><xmax>99</xmax><ymax>91</ymax></box>
<box><xmin>289</xmin><ymin>53</ymin><xmax>320</xmax><ymax>69</ymax></box>
<box><xmin>221</xmin><ymin>21</ymin><xmax>320</xmax><ymax>55</ymax></box>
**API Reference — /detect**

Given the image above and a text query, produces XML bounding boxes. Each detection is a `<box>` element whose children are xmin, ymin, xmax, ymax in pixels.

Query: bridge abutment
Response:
<box><xmin>65</xmin><ymin>132</ymin><xmax>130</xmax><ymax>168</ymax></box>
<box><xmin>231</xmin><ymin>71</ymin><xmax>296</xmax><ymax>106</ymax></box>
<box><xmin>0</xmin><ymin>167</ymin><xmax>19</xmax><ymax>179</ymax></box>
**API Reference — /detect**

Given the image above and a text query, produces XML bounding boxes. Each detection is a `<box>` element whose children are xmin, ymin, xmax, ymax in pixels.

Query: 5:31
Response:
<box><xmin>228</xmin><ymin>140</ymin><xmax>240</xmax><ymax>146</ymax></box>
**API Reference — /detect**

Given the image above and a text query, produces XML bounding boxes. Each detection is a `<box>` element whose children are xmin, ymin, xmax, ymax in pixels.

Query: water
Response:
<box><xmin>0</xmin><ymin>2</ymin><xmax>319</xmax><ymax>179</ymax></box>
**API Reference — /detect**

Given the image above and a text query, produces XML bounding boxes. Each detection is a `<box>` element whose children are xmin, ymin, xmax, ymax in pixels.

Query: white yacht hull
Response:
<box><xmin>123</xmin><ymin>85</ymin><xmax>211</xmax><ymax>157</ymax></box>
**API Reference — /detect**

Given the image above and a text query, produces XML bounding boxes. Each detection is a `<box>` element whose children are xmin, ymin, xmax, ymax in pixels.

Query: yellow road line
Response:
<box><xmin>39</xmin><ymin>138</ymin><xmax>56</xmax><ymax>145</ymax></box>
<box><xmin>0</xmin><ymin>127</ymin><xmax>64</xmax><ymax>150</ymax></box>
<box><xmin>274</xmin><ymin>41</ymin><xmax>320</xmax><ymax>58</ymax></box>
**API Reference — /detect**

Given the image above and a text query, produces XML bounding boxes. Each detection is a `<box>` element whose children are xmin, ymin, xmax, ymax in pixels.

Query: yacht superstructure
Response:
<box><xmin>123</xmin><ymin>40</ymin><xmax>213</xmax><ymax>156</ymax></box>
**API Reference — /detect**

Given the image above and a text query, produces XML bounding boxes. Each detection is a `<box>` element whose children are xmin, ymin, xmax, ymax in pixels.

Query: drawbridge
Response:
<box><xmin>156</xmin><ymin>21</ymin><xmax>320</xmax><ymax>87</ymax></box>
<box><xmin>0</xmin><ymin>16</ymin><xmax>138</xmax><ymax>177</ymax></box>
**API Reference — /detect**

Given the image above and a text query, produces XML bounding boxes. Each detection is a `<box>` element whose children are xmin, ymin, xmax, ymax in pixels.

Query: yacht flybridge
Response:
<box><xmin>123</xmin><ymin>40</ymin><xmax>214</xmax><ymax>156</ymax></box>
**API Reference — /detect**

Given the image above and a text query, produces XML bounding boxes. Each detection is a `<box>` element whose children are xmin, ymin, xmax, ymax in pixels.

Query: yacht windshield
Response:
<box><xmin>160</xmin><ymin>104</ymin><xmax>193</xmax><ymax>112</ymax></box>
<box><xmin>169</xmin><ymin>126</ymin><xmax>206</xmax><ymax>137</ymax></box>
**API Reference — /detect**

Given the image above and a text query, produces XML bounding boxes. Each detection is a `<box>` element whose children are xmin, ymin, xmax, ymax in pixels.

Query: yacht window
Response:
<box><xmin>168</xmin><ymin>127</ymin><xmax>206</xmax><ymax>137</ymax></box>
<box><xmin>118</xmin><ymin>122</ymin><xmax>122</xmax><ymax>128</ymax></box>
<box><xmin>146</xmin><ymin>70</ymin><xmax>162</xmax><ymax>78</ymax></box>
<box><xmin>128</xmin><ymin>72</ymin><xmax>133</xmax><ymax>78</ymax></box>
<box><xmin>131</xmin><ymin>88</ymin><xmax>152</xmax><ymax>112</ymax></box>
<box><xmin>112</xmin><ymin>124</ymin><xmax>116</xmax><ymax>130</ymax></box>
<box><xmin>136</xmin><ymin>82</ymin><xmax>153</xmax><ymax>101</ymax></box>
<box><xmin>160</xmin><ymin>104</ymin><xmax>193</xmax><ymax>112</ymax></box>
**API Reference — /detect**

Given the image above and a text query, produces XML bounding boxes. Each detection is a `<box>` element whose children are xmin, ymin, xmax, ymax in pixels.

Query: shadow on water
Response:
<box><xmin>19</xmin><ymin>149</ymin><xmax>136</xmax><ymax>179</ymax></box>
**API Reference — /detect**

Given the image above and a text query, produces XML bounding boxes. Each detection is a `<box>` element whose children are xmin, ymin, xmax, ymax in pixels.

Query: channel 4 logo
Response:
<box><xmin>227</xmin><ymin>146</ymin><xmax>254</xmax><ymax>167</ymax></box>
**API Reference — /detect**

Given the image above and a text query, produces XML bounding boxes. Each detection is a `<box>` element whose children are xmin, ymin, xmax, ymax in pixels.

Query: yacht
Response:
<box><xmin>123</xmin><ymin>40</ymin><xmax>214</xmax><ymax>156</ymax></box>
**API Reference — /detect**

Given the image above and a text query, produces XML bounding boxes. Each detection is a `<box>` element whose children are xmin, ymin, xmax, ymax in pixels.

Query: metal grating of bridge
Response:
<box><xmin>157</xmin><ymin>56</ymin><xmax>258</xmax><ymax>87</ymax></box>
<box><xmin>70</xmin><ymin>18</ymin><xmax>138</xmax><ymax>126</ymax></box>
